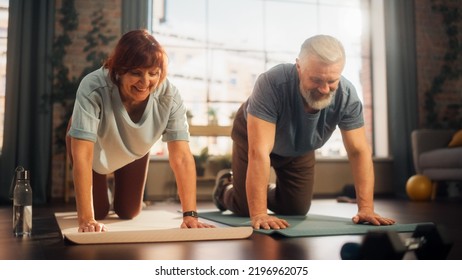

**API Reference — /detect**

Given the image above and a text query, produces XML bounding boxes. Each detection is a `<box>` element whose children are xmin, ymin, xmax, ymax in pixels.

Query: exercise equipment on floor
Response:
<box><xmin>406</xmin><ymin>174</ymin><xmax>433</xmax><ymax>201</ymax></box>
<box><xmin>340</xmin><ymin>224</ymin><xmax>453</xmax><ymax>260</ymax></box>
<box><xmin>336</xmin><ymin>184</ymin><xmax>356</xmax><ymax>203</ymax></box>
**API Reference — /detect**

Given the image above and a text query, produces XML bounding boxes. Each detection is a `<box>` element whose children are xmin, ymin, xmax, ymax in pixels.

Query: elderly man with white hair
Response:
<box><xmin>213</xmin><ymin>35</ymin><xmax>395</xmax><ymax>230</ymax></box>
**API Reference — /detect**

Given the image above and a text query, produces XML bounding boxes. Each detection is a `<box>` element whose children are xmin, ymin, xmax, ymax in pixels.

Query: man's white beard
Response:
<box><xmin>300</xmin><ymin>86</ymin><xmax>335</xmax><ymax>111</ymax></box>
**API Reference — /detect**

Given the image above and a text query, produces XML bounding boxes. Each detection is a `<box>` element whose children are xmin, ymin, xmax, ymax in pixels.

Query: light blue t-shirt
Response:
<box><xmin>245</xmin><ymin>63</ymin><xmax>364</xmax><ymax>157</ymax></box>
<box><xmin>68</xmin><ymin>67</ymin><xmax>189</xmax><ymax>174</ymax></box>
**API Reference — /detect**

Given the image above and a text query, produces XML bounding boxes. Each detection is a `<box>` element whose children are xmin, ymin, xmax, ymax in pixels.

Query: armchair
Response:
<box><xmin>411</xmin><ymin>129</ymin><xmax>462</xmax><ymax>199</ymax></box>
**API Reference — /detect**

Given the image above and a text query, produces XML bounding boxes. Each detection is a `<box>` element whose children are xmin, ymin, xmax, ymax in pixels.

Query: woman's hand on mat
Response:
<box><xmin>251</xmin><ymin>214</ymin><xmax>290</xmax><ymax>230</ymax></box>
<box><xmin>78</xmin><ymin>220</ymin><xmax>107</xmax><ymax>232</ymax></box>
<box><xmin>352</xmin><ymin>209</ymin><xmax>396</xmax><ymax>226</ymax></box>
<box><xmin>181</xmin><ymin>217</ymin><xmax>216</xmax><ymax>228</ymax></box>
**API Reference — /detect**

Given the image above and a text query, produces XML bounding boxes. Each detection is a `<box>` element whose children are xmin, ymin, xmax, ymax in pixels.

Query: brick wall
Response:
<box><xmin>415</xmin><ymin>0</ymin><xmax>462</xmax><ymax>129</ymax></box>
<box><xmin>51</xmin><ymin>0</ymin><xmax>121</xmax><ymax>199</ymax></box>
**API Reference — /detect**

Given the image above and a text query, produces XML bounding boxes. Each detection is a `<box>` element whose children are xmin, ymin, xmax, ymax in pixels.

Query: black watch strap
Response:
<box><xmin>183</xmin><ymin>211</ymin><xmax>198</xmax><ymax>218</ymax></box>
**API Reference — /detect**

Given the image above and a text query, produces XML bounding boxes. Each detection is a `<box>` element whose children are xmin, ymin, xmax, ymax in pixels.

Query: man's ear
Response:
<box><xmin>295</xmin><ymin>58</ymin><xmax>301</xmax><ymax>72</ymax></box>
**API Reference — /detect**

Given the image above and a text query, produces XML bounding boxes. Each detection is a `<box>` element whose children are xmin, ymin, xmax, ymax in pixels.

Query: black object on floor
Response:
<box><xmin>340</xmin><ymin>224</ymin><xmax>453</xmax><ymax>260</ymax></box>
<box><xmin>337</xmin><ymin>184</ymin><xmax>356</xmax><ymax>203</ymax></box>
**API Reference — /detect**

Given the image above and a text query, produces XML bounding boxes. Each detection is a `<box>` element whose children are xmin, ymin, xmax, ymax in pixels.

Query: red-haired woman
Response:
<box><xmin>66</xmin><ymin>29</ymin><xmax>213</xmax><ymax>232</ymax></box>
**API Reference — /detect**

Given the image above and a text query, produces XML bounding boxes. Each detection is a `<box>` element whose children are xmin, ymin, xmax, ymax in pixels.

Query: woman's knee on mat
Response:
<box><xmin>114</xmin><ymin>203</ymin><xmax>142</xmax><ymax>219</ymax></box>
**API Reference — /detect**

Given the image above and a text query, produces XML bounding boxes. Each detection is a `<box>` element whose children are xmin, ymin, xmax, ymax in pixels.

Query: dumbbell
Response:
<box><xmin>341</xmin><ymin>224</ymin><xmax>453</xmax><ymax>260</ymax></box>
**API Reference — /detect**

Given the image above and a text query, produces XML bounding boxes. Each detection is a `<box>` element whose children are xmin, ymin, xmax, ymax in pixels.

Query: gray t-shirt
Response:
<box><xmin>68</xmin><ymin>67</ymin><xmax>189</xmax><ymax>174</ymax></box>
<box><xmin>245</xmin><ymin>63</ymin><xmax>364</xmax><ymax>157</ymax></box>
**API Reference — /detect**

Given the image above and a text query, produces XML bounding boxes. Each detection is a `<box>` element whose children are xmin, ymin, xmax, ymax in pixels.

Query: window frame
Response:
<box><xmin>149</xmin><ymin>0</ymin><xmax>388</xmax><ymax>158</ymax></box>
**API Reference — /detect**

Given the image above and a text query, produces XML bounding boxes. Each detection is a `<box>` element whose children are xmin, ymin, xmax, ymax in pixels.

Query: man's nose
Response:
<box><xmin>317</xmin><ymin>82</ymin><xmax>330</xmax><ymax>94</ymax></box>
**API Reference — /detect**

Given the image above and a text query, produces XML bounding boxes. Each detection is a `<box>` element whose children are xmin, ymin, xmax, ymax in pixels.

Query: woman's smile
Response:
<box><xmin>119</xmin><ymin>67</ymin><xmax>161</xmax><ymax>102</ymax></box>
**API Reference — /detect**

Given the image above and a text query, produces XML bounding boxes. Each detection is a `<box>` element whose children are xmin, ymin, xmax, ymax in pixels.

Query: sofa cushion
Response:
<box><xmin>448</xmin><ymin>130</ymin><xmax>462</xmax><ymax>147</ymax></box>
<box><xmin>419</xmin><ymin>147</ymin><xmax>462</xmax><ymax>169</ymax></box>
<box><xmin>423</xmin><ymin>168</ymin><xmax>462</xmax><ymax>181</ymax></box>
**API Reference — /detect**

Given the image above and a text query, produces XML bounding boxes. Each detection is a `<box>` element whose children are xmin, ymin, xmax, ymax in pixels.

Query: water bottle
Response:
<box><xmin>13</xmin><ymin>167</ymin><xmax>33</xmax><ymax>236</ymax></box>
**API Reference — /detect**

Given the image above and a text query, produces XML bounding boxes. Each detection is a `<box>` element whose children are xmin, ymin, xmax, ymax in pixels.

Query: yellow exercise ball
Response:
<box><xmin>406</xmin><ymin>175</ymin><xmax>433</xmax><ymax>201</ymax></box>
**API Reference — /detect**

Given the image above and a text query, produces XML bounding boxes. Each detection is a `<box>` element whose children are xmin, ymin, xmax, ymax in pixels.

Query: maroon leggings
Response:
<box><xmin>66</xmin><ymin>119</ymin><xmax>149</xmax><ymax>220</ymax></box>
<box><xmin>224</xmin><ymin>104</ymin><xmax>316</xmax><ymax>216</ymax></box>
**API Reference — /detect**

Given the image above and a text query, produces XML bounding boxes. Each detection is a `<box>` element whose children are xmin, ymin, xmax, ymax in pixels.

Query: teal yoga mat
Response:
<box><xmin>199</xmin><ymin>211</ymin><xmax>433</xmax><ymax>237</ymax></box>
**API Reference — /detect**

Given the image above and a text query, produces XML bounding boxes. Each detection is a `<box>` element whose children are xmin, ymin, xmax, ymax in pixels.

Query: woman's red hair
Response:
<box><xmin>104</xmin><ymin>29</ymin><xmax>168</xmax><ymax>85</ymax></box>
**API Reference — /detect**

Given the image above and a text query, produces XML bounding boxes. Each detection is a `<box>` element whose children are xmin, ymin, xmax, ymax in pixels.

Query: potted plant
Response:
<box><xmin>186</xmin><ymin>110</ymin><xmax>193</xmax><ymax>125</ymax></box>
<box><xmin>193</xmin><ymin>147</ymin><xmax>209</xmax><ymax>177</ymax></box>
<box><xmin>207</xmin><ymin>107</ymin><xmax>218</xmax><ymax>126</ymax></box>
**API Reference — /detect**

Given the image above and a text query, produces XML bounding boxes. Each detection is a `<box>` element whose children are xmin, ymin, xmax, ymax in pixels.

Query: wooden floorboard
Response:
<box><xmin>1</xmin><ymin>198</ymin><xmax>461</xmax><ymax>260</ymax></box>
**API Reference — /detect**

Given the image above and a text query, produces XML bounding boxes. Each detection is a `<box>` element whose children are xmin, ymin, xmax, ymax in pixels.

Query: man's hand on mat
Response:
<box><xmin>181</xmin><ymin>217</ymin><xmax>216</xmax><ymax>228</ymax></box>
<box><xmin>352</xmin><ymin>209</ymin><xmax>396</xmax><ymax>226</ymax></box>
<box><xmin>251</xmin><ymin>214</ymin><xmax>290</xmax><ymax>230</ymax></box>
<box><xmin>78</xmin><ymin>220</ymin><xmax>107</xmax><ymax>232</ymax></box>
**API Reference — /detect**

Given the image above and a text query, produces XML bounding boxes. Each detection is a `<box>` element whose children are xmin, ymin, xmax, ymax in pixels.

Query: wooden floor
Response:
<box><xmin>1</xmin><ymin>197</ymin><xmax>461</xmax><ymax>260</ymax></box>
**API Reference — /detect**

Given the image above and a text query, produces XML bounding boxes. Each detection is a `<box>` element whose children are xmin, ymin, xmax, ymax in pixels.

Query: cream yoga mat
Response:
<box><xmin>55</xmin><ymin>210</ymin><xmax>253</xmax><ymax>245</ymax></box>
